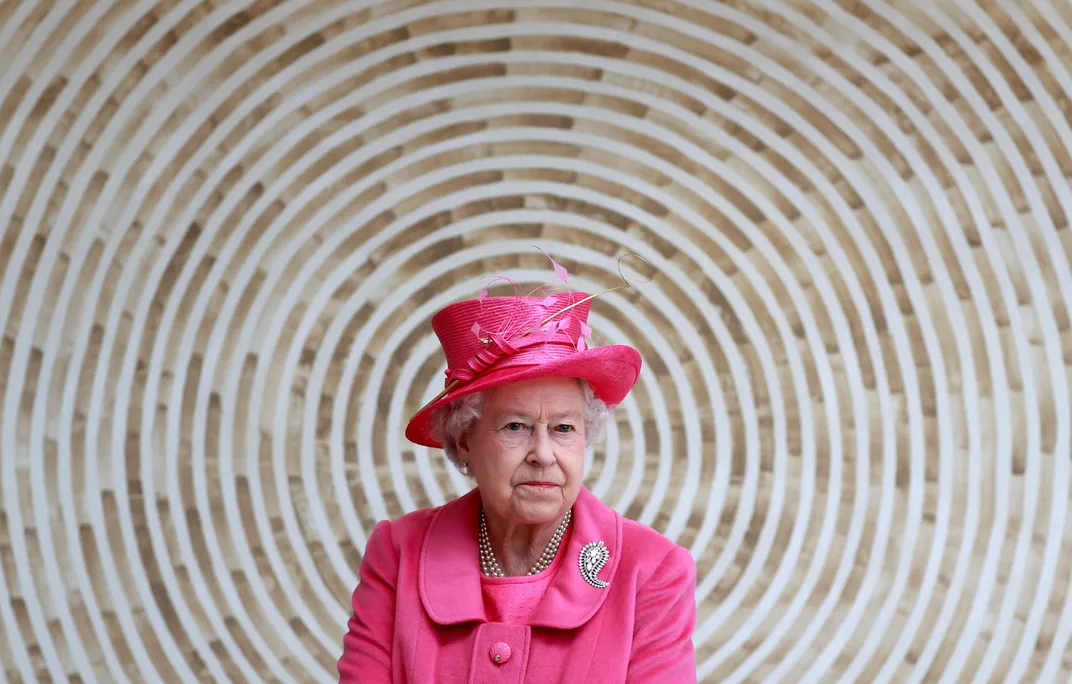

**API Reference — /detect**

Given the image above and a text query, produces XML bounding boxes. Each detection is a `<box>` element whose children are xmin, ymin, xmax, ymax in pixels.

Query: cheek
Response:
<box><xmin>556</xmin><ymin>439</ymin><xmax>587</xmax><ymax>478</ymax></box>
<box><xmin>496</xmin><ymin>430</ymin><xmax>528</xmax><ymax>451</ymax></box>
<box><xmin>472</xmin><ymin>434</ymin><xmax>525</xmax><ymax>480</ymax></box>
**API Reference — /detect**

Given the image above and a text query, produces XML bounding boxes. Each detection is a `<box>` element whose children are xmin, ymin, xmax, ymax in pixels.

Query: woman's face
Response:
<box><xmin>459</xmin><ymin>376</ymin><xmax>587</xmax><ymax>526</ymax></box>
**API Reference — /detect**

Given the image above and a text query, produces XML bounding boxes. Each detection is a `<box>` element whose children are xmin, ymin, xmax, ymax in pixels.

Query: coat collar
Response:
<box><xmin>418</xmin><ymin>485</ymin><xmax>622</xmax><ymax>629</ymax></box>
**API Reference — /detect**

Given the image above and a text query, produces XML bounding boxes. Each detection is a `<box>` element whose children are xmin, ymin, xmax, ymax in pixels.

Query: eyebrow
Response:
<box><xmin>494</xmin><ymin>408</ymin><xmax>583</xmax><ymax>421</ymax></box>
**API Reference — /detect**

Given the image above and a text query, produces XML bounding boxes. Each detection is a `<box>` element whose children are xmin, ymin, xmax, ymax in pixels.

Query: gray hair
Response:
<box><xmin>430</xmin><ymin>379</ymin><xmax>610</xmax><ymax>473</ymax></box>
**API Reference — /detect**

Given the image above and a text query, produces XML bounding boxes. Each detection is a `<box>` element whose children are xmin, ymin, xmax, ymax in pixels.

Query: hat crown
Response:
<box><xmin>431</xmin><ymin>291</ymin><xmax>592</xmax><ymax>372</ymax></box>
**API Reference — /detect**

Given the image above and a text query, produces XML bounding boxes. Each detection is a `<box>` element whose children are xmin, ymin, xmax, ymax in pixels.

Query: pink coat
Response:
<box><xmin>337</xmin><ymin>486</ymin><xmax>697</xmax><ymax>683</ymax></box>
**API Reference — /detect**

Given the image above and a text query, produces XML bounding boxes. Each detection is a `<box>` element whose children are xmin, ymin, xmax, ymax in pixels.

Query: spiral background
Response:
<box><xmin>2</xmin><ymin>0</ymin><xmax>1072</xmax><ymax>681</ymax></box>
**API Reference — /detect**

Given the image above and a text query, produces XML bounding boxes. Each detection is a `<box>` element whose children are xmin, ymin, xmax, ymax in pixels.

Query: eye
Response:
<box><xmin>555</xmin><ymin>424</ymin><xmax>576</xmax><ymax>433</ymax></box>
<box><xmin>504</xmin><ymin>422</ymin><xmax>526</xmax><ymax>432</ymax></box>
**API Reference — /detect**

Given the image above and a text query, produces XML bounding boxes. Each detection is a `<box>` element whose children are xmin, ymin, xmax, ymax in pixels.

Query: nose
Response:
<box><xmin>526</xmin><ymin>425</ymin><xmax>556</xmax><ymax>467</ymax></box>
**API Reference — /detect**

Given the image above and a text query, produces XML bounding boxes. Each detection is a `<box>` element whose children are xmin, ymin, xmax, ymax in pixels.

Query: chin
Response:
<box><xmin>512</xmin><ymin>493</ymin><xmax>567</xmax><ymax>522</ymax></box>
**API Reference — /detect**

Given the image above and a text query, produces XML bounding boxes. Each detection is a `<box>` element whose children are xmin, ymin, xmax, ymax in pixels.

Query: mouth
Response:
<box><xmin>520</xmin><ymin>482</ymin><xmax>559</xmax><ymax>489</ymax></box>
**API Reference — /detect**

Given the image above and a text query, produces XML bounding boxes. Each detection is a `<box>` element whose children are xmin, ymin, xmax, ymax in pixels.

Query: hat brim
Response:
<box><xmin>404</xmin><ymin>344</ymin><xmax>642</xmax><ymax>448</ymax></box>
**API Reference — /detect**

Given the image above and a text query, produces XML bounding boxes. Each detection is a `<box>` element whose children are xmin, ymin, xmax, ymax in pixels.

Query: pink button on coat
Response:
<box><xmin>337</xmin><ymin>486</ymin><xmax>697</xmax><ymax>683</ymax></box>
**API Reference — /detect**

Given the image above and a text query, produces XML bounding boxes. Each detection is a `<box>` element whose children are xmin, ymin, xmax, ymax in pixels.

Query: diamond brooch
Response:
<box><xmin>578</xmin><ymin>540</ymin><xmax>610</xmax><ymax>588</ymax></box>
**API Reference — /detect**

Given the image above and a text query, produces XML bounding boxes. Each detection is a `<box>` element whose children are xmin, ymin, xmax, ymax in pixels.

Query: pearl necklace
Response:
<box><xmin>478</xmin><ymin>509</ymin><xmax>572</xmax><ymax>577</ymax></box>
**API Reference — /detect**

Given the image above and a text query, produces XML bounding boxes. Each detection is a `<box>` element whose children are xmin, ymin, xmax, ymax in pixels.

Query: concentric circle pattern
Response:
<box><xmin>2</xmin><ymin>0</ymin><xmax>1071</xmax><ymax>682</ymax></box>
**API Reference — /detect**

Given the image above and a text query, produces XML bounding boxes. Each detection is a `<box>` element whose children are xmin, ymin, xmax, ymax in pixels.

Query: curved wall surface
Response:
<box><xmin>1</xmin><ymin>0</ymin><xmax>1071</xmax><ymax>681</ymax></box>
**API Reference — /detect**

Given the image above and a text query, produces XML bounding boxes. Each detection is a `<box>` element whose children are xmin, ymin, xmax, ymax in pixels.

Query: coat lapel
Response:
<box><xmin>419</xmin><ymin>487</ymin><xmax>486</xmax><ymax>625</ymax></box>
<box><xmin>418</xmin><ymin>485</ymin><xmax>622</xmax><ymax>629</ymax></box>
<box><xmin>528</xmin><ymin>486</ymin><xmax>622</xmax><ymax>629</ymax></box>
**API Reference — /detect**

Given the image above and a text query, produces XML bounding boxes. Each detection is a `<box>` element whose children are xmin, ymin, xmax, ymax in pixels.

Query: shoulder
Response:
<box><xmin>366</xmin><ymin>489</ymin><xmax>477</xmax><ymax>558</ymax></box>
<box><xmin>365</xmin><ymin>504</ymin><xmax>440</xmax><ymax>555</ymax></box>
<box><xmin>574</xmin><ymin>487</ymin><xmax>694</xmax><ymax>588</ymax></box>
<box><xmin>619</xmin><ymin>517</ymin><xmax>695</xmax><ymax>587</ymax></box>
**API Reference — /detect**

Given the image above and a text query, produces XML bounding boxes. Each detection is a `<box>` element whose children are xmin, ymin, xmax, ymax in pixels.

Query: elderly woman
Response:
<box><xmin>338</xmin><ymin>289</ymin><xmax>697</xmax><ymax>683</ymax></box>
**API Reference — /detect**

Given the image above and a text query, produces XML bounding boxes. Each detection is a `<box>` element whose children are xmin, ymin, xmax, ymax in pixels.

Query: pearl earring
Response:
<box><xmin>459</xmin><ymin>462</ymin><xmax>470</xmax><ymax>476</ymax></box>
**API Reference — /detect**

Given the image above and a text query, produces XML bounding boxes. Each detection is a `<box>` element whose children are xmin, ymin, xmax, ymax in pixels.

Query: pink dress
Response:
<box><xmin>480</xmin><ymin>529</ymin><xmax>570</xmax><ymax>625</ymax></box>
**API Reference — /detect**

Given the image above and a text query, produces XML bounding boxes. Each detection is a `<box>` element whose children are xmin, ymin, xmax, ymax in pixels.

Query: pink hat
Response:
<box><xmin>405</xmin><ymin>290</ymin><xmax>642</xmax><ymax>448</ymax></box>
